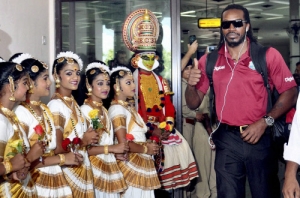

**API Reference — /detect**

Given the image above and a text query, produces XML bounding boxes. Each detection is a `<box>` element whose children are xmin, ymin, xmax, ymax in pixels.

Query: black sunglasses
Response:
<box><xmin>221</xmin><ymin>20</ymin><xmax>247</xmax><ymax>29</ymax></box>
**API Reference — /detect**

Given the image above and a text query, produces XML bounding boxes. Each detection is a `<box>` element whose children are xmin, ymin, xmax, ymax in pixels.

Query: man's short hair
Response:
<box><xmin>115</xmin><ymin>50</ymin><xmax>126</xmax><ymax>58</ymax></box>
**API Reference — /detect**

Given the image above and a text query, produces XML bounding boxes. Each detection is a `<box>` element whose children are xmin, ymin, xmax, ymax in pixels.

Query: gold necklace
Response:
<box><xmin>0</xmin><ymin>104</ymin><xmax>26</xmax><ymax>153</ymax></box>
<box><xmin>111</xmin><ymin>99</ymin><xmax>144</xmax><ymax>128</ymax></box>
<box><xmin>55</xmin><ymin>93</ymin><xmax>84</xmax><ymax>137</ymax></box>
<box><xmin>92</xmin><ymin>100</ymin><xmax>103</xmax><ymax>107</ymax></box>
<box><xmin>30</xmin><ymin>100</ymin><xmax>42</xmax><ymax>106</ymax></box>
<box><xmin>22</xmin><ymin>102</ymin><xmax>53</xmax><ymax>144</ymax></box>
<box><xmin>85</xmin><ymin>99</ymin><xmax>110</xmax><ymax>134</ymax></box>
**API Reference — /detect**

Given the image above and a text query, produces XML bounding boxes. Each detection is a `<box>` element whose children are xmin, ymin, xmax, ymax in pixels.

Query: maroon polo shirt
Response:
<box><xmin>196</xmin><ymin>42</ymin><xmax>296</xmax><ymax>126</ymax></box>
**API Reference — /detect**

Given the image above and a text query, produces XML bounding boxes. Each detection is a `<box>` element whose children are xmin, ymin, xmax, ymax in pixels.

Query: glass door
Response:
<box><xmin>56</xmin><ymin>0</ymin><xmax>182</xmax><ymax>133</ymax></box>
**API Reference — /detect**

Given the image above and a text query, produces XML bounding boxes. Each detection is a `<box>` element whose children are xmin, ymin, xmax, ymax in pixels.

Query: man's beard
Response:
<box><xmin>225</xmin><ymin>32</ymin><xmax>246</xmax><ymax>47</ymax></box>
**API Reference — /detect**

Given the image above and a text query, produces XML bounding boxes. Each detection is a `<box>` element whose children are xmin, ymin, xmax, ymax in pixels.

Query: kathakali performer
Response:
<box><xmin>122</xmin><ymin>9</ymin><xmax>199</xmax><ymax>190</ymax></box>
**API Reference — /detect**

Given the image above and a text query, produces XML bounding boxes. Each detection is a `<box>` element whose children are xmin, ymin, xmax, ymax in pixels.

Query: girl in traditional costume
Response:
<box><xmin>0</xmin><ymin>57</ymin><xmax>27</xmax><ymax>180</ymax></box>
<box><xmin>108</xmin><ymin>66</ymin><xmax>161</xmax><ymax>198</ymax></box>
<box><xmin>48</xmin><ymin>51</ymin><xmax>99</xmax><ymax>197</ymax></box>
<box><xmin>14</xmin><ymin>55</ymin><xmax>80</xmax><ymax>197</ymax></box>
<box><xmin>80</xmin><ymin>61</ymin><xmax>128</xmax><ymax>198</ymax></box>
<box><xmin>0</xmin><ymin>61</ymin><xmax>45</xmax><ymax>197</ymax></box>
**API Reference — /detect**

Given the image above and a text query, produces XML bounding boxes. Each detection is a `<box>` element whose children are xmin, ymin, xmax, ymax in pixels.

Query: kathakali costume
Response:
<box><xmin>0</xmin><ymin>105</ymin><xmax>37</xmax><ymax>197</ymax></box>
<box><xmin>15</xmin><ymin>102</ymin><xmax>73</xmax><ymax>198</ymax></box>
<box><xmin>108</xmin><ymin>97</ymin><xmax>161</xmax><ymax>198</ymax></box>
<box><xmin>48</xmin><ymin>93</ymin><xmax>94</xmax><ymax>198</ymax></box>
<box><xmin>123</xmin><ymin>9</ymin><xmax>198</xmax><ymax>190</ymax></box>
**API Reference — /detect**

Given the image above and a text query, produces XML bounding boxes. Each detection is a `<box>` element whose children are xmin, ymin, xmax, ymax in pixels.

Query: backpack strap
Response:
<box><xmin>249</xmin><ymin>42</ymin><xmax>271</xmax><ymax>113</ymax></box>
<box><xmin>205</xmin><ymin>50</ymin><xmax>219</xmax><ymax>123</ymax></box>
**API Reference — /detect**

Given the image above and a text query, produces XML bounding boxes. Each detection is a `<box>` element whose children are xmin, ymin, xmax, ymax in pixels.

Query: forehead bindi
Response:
<box><xmin>222</xmin><ymin>9</ymin><xmax>244</xmax><ymax>21</ymax></box>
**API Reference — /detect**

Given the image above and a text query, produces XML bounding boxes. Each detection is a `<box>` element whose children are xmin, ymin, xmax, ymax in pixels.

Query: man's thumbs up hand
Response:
<box><xmin>187</xmin><ymin>58</ymin><xmax>201</xmax><ymax>86</ymax></box>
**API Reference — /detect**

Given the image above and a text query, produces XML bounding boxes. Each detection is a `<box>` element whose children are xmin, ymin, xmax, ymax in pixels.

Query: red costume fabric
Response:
<box><xmin>134</xmin><ymin>69</ymin><xmax>198</xmax><ymax>190</ymax></box>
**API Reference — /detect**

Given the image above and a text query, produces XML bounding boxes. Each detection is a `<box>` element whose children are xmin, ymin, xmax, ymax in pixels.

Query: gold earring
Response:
<box><xmin>28</xmin><ymin>84</ymin><xmax>34</xmax><ymax>94</ymax></box>
<box><xmin>54</xmin><ymin>67</ymin><xmax>60</xmax><ymax>88</ymax></box>
<box><xmin>55</xmin><ymin>79</ymin><xmax>60</xmax><ymax>88</ymax></box>
<box><xmin>8</xmin><ymin>76</ymin><xmax>15</xmax><ymax>101</ymax></box>
<box><xmin>115</xmin><ymin>78</ymin><xmax>120</xmax><ymax>96</ymax></box>
<box><xmin>86</xmin><ymin>78</ymin><xmax>92</xmax><ymax>96</ymax></box>
<box><xmin>115</xmin><ymin>86</ymin><xmax>120</xmax><ymax>96</ymax></box>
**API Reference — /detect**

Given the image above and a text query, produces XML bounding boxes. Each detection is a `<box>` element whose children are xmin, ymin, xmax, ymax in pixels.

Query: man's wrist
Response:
<box><xmin>187</xmin><ymin>84</ymin><xmax>196</xmax><ymax>88</ymax></box>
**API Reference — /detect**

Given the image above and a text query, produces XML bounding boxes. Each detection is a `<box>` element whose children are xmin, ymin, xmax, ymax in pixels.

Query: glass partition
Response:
<box><xmin>60</xmin><ymin>0</ymin><xmax>172</xmax><ymax>80</ymax></box>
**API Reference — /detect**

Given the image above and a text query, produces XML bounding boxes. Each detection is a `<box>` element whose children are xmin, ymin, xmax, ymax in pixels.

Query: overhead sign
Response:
<box><xmin>198</xmin><ymin>18</ymin><xmax>221</xmax><ymax>28</ymax></box>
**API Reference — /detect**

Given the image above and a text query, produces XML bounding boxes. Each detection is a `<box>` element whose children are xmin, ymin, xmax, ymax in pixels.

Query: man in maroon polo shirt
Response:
<box><xmin>185</xmin><ymin>4</ymin><xmax>297</xmax><ymax>198</ymax></box>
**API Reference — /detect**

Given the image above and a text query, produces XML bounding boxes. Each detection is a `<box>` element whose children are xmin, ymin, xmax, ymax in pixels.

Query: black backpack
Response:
<box><xmin>205</xmin><ymin>42</ymin><xmax>292</xmax><ymax>148</ymax></box>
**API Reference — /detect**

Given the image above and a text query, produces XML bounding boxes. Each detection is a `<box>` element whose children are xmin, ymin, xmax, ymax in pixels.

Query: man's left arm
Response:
<box><xmin>241</xmin><ymin>48</ymin><xmax>298</xmax><ymax>144</ymax></box>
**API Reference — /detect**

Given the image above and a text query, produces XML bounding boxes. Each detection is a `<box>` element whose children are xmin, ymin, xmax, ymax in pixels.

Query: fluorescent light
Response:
<box><xmin>246</xmin><ymin>8</ymin><xmax>263</xmax><ymax>11</ymax></box>
<box><xmin>94</xmin><ymin>11</ymin><xmax>107</xmax><ymax>14</ymax></box>
<box><xmin>109</xmin><ymin>21</ymin><xmax>121</xmax><ymax>24</ymax></box>
<box><xmin>180</xmin><ymin>14</ymin><xmax>197</xmax><ymax>17</ymax></box>
<box><xmin>152</xmin><ymin>12</ymin><xmax>162</xmax><ymax>15</ymax></box>
<box><xmin>275</xmin><ymin>6</ymin><xmax>289</xmax><ymax>10</ymax></box>
<box><xmin>244</xmin><ymin>1</ymin><xmax>264</xmax><ymax>6</ymax></box>
<box><xmin>271</xmin><ymin>0</ymin><xmax>289</xmax><ymax>5</ymax></box>
<box><xmin>262</xmin><ymin>13</ymin><xmax>283</xmax><ymax>17</ymax></box>
<box><xmin>79</xmin><ymin>25</ymin><xmax>90</xmax><ymax>29</ymax></box>
<box><xmin>181</xmin><ymin>10</ymin><xmax>195</xmax><ymax>15</ymax></box>
<box><xmin>265</xmin><ymin>16</ymin><xmax>284</xmax><ymax>20</ymax></box>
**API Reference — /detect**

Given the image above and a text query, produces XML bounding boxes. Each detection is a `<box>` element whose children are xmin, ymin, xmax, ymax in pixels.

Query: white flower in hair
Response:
<box><xmin>85</xmin><ymin>62</ymin><xmax>110</xmax><ymax>75</ymax></box>
<box><xmin>12</xmin><ymin>53</ymin><xmax>33</xmax><ymax>64</ymax></box>
<box><xmin>56</xmin><ymin>51</ymin><xmax>83</xmax><ymax>70</ymax></box>
<box><xmin>0</xmin><ymin>57</ymin><xmax>4</xmax><ymax>63</ymax></box>
<box><xmin>110</xmin><ymin>66</ymin><xmax>131</xmax><ymax>75</ymax></box>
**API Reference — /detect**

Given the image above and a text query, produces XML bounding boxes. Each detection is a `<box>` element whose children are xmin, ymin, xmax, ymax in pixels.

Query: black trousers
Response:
<box><xmin>212</xmin><ymin>124</ymin><xmax>280</xmax><ymax>198</ymax></box>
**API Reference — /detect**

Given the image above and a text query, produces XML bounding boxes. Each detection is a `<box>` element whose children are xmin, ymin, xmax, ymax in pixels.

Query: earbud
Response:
<box><xmin>246</xmin><ymin>28</ymin><xmax>248</xmax><ymax>32</ymax></box>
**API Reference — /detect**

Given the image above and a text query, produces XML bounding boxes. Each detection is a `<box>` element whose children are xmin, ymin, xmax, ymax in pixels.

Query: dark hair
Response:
<box><xmin>0</xmin><ymin>61</ymin><xmax>27</xmax><ymax>94</ymax></box>
<box><xmin>86</xmin><ymin>60</ymin><xmax>108</xmax><ymax>85</ymax></box>
<box><xmin>108</xmin><ymin>65</ymin><xmax>132</xmax><ymax>103</ymax></box>
<box><xmin>218</xmin><ymin>4</ymin><xmax>257</xmax><ymax>49</ymax></box>
<box><xmin>21</xmin><ymin>58</ymin><xmax>47</xmax><ymax>81</ymax></box>
<box><xmin>296</xmin><ymin>61</ymin><xmax>300</xmax><ymax>66</ymax></box>
<box><xmin>52</xmin><ymin>52</ymin><xmax>80</xmax><ymax>75</ymax></box>
<box><xmin>115</xmin><ymin>50</ymin><xmax>126</xmax><ymax>59</ymax></box>
<box><xmin>8</xmin><ymin>53</ymin><xmax>23</xmax><ymax>62</ymax></box>
<box><xmin>74</xmin><ymin>60</ymin><xmax>110</xmax><ymax>106</ymax></box>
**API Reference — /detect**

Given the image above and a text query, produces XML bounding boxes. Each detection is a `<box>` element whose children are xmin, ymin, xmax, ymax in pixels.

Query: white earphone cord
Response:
<box><xmin>208</xmin><ymin>36</ymin><xmax>246</xmax><ymax>149</ymax></box>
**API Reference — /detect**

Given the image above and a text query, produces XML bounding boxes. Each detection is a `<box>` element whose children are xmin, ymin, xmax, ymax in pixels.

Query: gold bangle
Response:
<box><xmin>104</xmin><ymin>145</ymin><xmax>109</xmax><ymax>155</ymax></box>
<box><xmin>2</xmin><ymin>161</ymin><xmax>12</xmax><ymax>174</ymax></box>
<box><xmin>143</xmin><ymin>145</ymin><xmax>148</xmax><ymax>154</ymax></box>
<box><xmin>58</xmin><ymin>154</ymin><xmax>65</xmax><ymax>166</ymax></box>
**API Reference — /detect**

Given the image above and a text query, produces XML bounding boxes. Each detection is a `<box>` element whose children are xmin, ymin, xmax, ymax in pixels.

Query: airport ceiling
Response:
<box><xmin>181</xmin><ymin>0</ymin><xmax>293</xmax><ymax>47</ymax></box>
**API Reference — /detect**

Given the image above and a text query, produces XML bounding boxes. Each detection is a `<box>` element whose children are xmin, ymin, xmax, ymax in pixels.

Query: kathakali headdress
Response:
<box><xmin>123</xmin><ymin>9</ymin><xmax>160</xmax><ymax>71</ymax></box>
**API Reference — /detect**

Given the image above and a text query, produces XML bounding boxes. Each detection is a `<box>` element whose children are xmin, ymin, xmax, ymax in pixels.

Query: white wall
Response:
<box><xmin>0</xmin><ymin>0</ymin><xmax>55</xmax><ymax>66</ymax></box>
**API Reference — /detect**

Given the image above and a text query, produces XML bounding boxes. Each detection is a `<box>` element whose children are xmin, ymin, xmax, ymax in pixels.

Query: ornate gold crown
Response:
<box><xmin>123</xmin><ymin>9</ymin><xmax>159</xmax><ymax>52</ymax></box>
